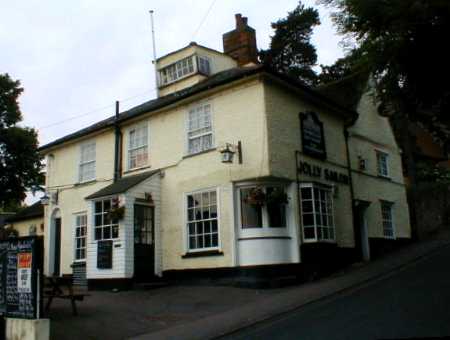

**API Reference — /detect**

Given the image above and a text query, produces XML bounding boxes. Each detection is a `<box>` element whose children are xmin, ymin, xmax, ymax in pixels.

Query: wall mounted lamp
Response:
<box><xmin>220</xmin><ymin>141</ymin><xmax>242</xmax><ymax>164</ymax></box>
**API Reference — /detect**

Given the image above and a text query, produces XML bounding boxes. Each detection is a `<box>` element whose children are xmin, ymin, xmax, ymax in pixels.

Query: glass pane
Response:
<box><xmin>188</xmin><ymin>208</ymin><xmax>194</xmax><ymax>222</ymax></box>
<box><xmin>302</xmin><ymin>213</ymin><xmax>314</xmax><ymax>226</ymax></box>
<box><xmin>304</xmin><ymin>226</ymin><xmax>315</xmax><ymax>239</ymax></box>
<box><xmin>95</xmin><ymin>214</ymin><xmax>102</xmax><ymax>227</ymax></box>
<box><xmin>103</xmin><ymin>227</ymin><xmax>111</xmax><ymax>239</ymax></box>
<box><xmin>210</xmin><ymin>205</ymin><xmax>217</xmax><ymax>218</ymax></box>
<box><xmin>302</xmin><ymin>200</ymin><xmax>313</xmax><ymax>213</ymax></box>
<box><xmin>187</xmin><ymin>195</ymin><xmax>194</xmax><ymax>208</ymax></box>
<box><xmin>301</xmin><ymin>187</ymin><xmax>312</xmax><ymax>199</ymax></box>
<box><xmin>202</xmin><ymin>207</ymin><xmax>210</xmax><ymax>219</ymax></box>
<box><xmin>189</xmin><ymin>237</ymin><xmax>196</xmax><ymax>249</ymax></box>
<box><xmin>212</xmin><ymin>233</ymin><xmax>218</xmax><ymax>247</ymax></box>
<box><xmin>103</xmin><ymin>200</ymin><xmax>111</xmax><ymax>212</ymax></box>
<box><xmin>240</xmin><ymin>188</ymin><xmax>262</xmax><ymax>228</ymax></box>
<box><xmin>112</xmin><ymin>225</ymin><xmax>119</xmax><ymax>238</ymax></box>
<box><xmin>104</xmin><ymin>213</ymin><xmax>111</xmax><ymax>226</ymax></box>
<box><xmin>267</xmin><ymin>203</ymin><xmax>286</xmax><ymax>228</ymax></box>
<box><xmin>204</xmin><ymin>220</ymin><xmax>211</xmax><ymax>233</ymax></box>
<box><xmin>197</xmin><ymin>235</ymin><xmax>204</xmax><ymax>248</ymax></box>
<box><xmin>210</xmin><ymin>191</ymin><xmax>217</xmax><ymax>205</ymax></box>
<box><xmin>95</xmin><ymin>228</ymin><xmax>102</xmax><ymax>240</ymax></box>
<box><xmin>188</xmin><ymin>223</ymin><xmax>195</xmax><ymax>236</ymax></box>
<box><xmin>202</xmin><ymin>192</ymin><xmax>210</xmax><ymax>206</ymax></box>
<box><xmin>95</xmin><ymin>201</ymin><xmax>102</xmax><ymax>214</ymax></box>
<box><xmin>204</xmin><ymin>234</ymin><xmax>211</xmax><ymax>248</ymax></box>
<box><xmin>212</xmin><ymin>220</ymin><xmax>218</xmax><ymax>232</ymax></box>
<box><xmin>196</xmin><ymin>222</ymin><xmax>203</xmax><ymax>235</ymax></box>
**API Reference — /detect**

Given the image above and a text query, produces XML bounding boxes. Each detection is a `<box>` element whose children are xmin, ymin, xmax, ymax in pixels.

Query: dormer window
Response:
<box><xmin>159</xmin><ymin>56</ymin><xmax>195</xmax><ymax>86</ymax></box>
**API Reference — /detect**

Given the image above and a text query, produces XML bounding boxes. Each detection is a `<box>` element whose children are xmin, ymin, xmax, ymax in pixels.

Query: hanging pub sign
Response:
<box><xmin>0</xmin><ymin>236</ymin><xmax>43</xmax><ymax>319</ymax></box>
<box><xmin>300</xmin><ymin>111</ymin><xmax>326</xmax><ymax>159</ymax></box>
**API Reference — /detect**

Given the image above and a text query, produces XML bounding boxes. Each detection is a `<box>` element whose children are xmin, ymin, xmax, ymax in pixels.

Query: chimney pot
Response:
<box><xmin>223</xmin><ymin>14</ymin><xmax>258</xmax><ymax>66</ymax></box>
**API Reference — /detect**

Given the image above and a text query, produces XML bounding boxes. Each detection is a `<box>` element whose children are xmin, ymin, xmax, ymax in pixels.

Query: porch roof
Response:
<box><xmin>85</xmin><ymin>170</ymin><xmax>160</xmax><ymax>200</ymax></box>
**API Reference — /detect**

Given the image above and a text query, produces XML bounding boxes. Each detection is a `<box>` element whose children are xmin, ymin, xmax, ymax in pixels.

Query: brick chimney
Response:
<box><xmin>223</xmin><ymin>14</ymin><xmax>258</xmax><ymax>66</ymax></box>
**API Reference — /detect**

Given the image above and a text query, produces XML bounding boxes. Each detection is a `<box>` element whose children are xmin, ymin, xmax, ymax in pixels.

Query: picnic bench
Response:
<box><xmin>44</xmin><ymin>275</ymin><xmax>89</xmax><ymax>316</ymax></box>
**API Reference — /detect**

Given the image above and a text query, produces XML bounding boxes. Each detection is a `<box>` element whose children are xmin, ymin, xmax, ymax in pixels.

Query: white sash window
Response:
<box><xmin>187</xmin><ymin>103</ymin><xmax>213</xmax><ymax>155</ymax></box>
<box><xmin>79</xmin><ymin>142</ymin><xmax>96</xmax><ymax>182</ymax></box>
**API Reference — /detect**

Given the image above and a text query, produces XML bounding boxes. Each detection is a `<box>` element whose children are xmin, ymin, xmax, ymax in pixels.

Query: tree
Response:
<box><xmin>259</xmin><ymin>2</ymin><xmax>321</xmax><ymax>86</ymax></box>
<box><xmin>319</xmin><ymin>0</ymin><xmax>450</xmax><ymax>147</ymax></box>
<box><xmin>0</xmin><ymin>73</ymin><xmax>43</xmax><ymax>211</ymax></box>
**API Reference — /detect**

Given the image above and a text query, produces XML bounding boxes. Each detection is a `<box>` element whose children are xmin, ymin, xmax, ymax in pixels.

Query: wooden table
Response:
<box><xmin>44</xmin><ymin>275</ymin><xmax>88</xmax><ymax>316</ymax></box>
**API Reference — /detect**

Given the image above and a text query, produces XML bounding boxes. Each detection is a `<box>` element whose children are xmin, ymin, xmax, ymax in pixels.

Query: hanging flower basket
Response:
<box><xmin>244</xmin><ymin>187</ymin><xmax>266</xmax><ymax>206</ymax></box>
<box><xmin>266</xmin><ymin>188</ymin><xmax>289</xmax><ymax>205</ymax></box>
<box><xmin>108</xmin><ymin>205</ymin><xmax>125</xmax><ymax>221</ymax></box>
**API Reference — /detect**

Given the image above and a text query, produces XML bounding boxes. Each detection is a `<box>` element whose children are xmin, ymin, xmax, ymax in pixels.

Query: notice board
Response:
<box><xmin>97</xmin><ymin>240</ymin><xmax>113</xmax><ymax>269</ymax></box>
<box><xmin>0</xmin><ymin>236</ymin><xmax>43</xmax><ymax>319</ymax></box>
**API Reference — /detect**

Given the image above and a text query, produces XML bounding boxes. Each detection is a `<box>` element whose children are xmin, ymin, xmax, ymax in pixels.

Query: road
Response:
<box><xmin>220</xmin><ymin>245</ymin><xmax>450</xmax><ymax>340</ymax></box>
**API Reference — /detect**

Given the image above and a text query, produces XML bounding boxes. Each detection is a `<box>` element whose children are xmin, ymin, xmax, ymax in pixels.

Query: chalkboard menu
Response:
<box><xmin>97</xmin><ymin>240</ymin><xmax>113</xmax><ymax>269</ymax></box>
<box><xmin>0</xmin><ymin>236</ymin><xmax>43</xmax><ymax>319</ymax></box>
<box><xmin>300</xmin><ymin>111</ymin><xmax>327</xmax><ymax>159</ymax></box>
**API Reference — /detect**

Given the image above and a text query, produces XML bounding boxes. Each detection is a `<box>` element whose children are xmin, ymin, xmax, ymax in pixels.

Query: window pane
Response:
<box><xmin>304</xmin><ymin>226</ymin><xmax>315</xmax><ymax>239</ymax></box>
<box><xmin>267</xmin><ymin>202</ymin><xmax>286</xmax><ymax>228</ymax></box>
<box><xmin>240</xmin><ymin>188</ymin><xmax>262</xmax><ymax>228</ymax></box>
<box><xmin>302</xmin><ymin>213</ymin><xmax>314</xmax><ymax>226</ymax></box>
<box><xmin>95</xmin><ymin>228</ymin><xmax>102</xmax><ymax>240</ymax></box>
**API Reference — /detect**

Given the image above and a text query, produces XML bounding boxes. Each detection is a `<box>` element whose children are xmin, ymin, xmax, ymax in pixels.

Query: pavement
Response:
<box><xmin>48</xmin><ymin>230</ymin><xmax>450</xmax><ymax>340</ymax></box>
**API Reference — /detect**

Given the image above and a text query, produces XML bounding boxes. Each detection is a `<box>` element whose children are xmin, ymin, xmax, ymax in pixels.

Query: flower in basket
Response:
<box><xmin>244</xmin><ymin>187</ymin><xmax>266</xmax><ymax>206</ymax></box>
<box><xmin>108</xmin><ymin>204</ymin><xmax>125</xmax><ymax>221</ymax></box>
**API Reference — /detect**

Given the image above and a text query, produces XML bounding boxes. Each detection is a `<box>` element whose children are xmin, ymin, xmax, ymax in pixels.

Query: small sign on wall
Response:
<box><xmin>17</xmin><ymin>253</ymin><xmax>32</xmax><ymax>293</ymax></box>
<box><xmin>97</xmin><ymin>240</ymin><xmax>113</xmax><ymax>269</ymax></box>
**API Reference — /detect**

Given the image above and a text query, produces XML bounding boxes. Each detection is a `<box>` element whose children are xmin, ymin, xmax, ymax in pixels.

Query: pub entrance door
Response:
<box><xmin>54</xmin><ymin>217</ymin><xmax>61</xmax><ymax>276</ymax></box>
<box><xmin>133</xmin><ymin>204</ymin><xmax>155</xmax><ymax>281</ymax></box>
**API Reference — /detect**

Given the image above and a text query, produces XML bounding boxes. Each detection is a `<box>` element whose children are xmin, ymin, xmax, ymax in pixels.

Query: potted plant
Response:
<box><xmin>108</xmin><ymin>206</ymin><xmax>125</xmax><ymax>221</ymax></box>
<box><xmin>244</xmin><ymin>187</ymin><xmax>266</xmax><ymax>206</ymax></box>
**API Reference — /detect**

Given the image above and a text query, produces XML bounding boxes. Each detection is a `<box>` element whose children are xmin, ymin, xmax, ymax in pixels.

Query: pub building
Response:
<box><xmin>38</xmin><ymin>14</ymin><xmax>411</xmax><ymax>288</ymax></box>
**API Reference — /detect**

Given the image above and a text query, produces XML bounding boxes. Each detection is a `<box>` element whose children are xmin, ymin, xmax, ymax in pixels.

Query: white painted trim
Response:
<box><xmin>183</xmin><ymin>186</ymin><xmax>221</xmax><ymax>253</ymax></box>
<box><xmin>124</xmin><ymin>120</ymin><xmax>150</xmax><ymax>171</ymax></box>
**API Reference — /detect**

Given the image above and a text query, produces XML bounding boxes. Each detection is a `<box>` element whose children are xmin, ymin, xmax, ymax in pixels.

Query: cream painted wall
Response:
<box><xmin>264</xmin><ymin>80</ymin><xmax>355</xmax><ymax>248</ymax></box>
<box><xmin>349</xmin><ymin>83</ymin><xmax>411</xmax><ymax>239</ymax></box>
<box><xmin>8</xmin><ymin>217</ymin><xmax>44</xmax><ymax>237</ymax></box>
<box><xmin>43</xmin><ymin>130</ymin><xmax>115</xmax><ymax>276</ymax></box>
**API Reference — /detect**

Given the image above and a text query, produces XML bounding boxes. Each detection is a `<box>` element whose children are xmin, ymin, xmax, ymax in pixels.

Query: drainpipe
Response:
<box><xmin>344</xmin><ymin>116</ymin><xmax>359</xmax><ymax>260</ymax></box>
<box><xmin>114</xmin><ymin>101</ymin><xmax>122</xmax><ymax>182</ymax></box>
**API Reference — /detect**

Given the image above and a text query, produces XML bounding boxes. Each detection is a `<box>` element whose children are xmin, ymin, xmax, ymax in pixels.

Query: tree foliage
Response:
<box><xmin>259</xmin><ymin>2</ymin><xmax>320</xmax><ymax>86</ymax></box>
<box><xmin>319</xmin><ymin>0</ymin><xmax>450</xmax><ymax>147</ymax></box>
<box><xmin>0</xmin><ymin>73</ymin><xmax>43</xmax><ymax>211</ymax></box>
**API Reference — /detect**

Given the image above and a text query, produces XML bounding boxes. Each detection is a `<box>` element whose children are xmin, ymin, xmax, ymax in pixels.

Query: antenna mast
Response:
<box><xmin>149</xmin><ymin>10</ymin><xmax>159</xmax><ymax>97</ymax></box>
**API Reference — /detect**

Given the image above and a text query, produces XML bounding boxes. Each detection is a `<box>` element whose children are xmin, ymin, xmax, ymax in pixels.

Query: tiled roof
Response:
<box><xmin>85</xmin><ymin>170</ymin><xmax>160</xmax><ymax>200</ymax></box>
<box><xmin>6</xmin><ymin>202</ymin><xmax>44</xmax><ymax>223</ymax></box>
<box><xmin>39</xmin><ymin>65</ymin><xmax>357</xmax><ymax>152</ymax></box>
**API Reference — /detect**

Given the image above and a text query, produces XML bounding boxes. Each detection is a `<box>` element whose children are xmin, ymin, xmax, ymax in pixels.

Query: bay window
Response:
<box><xmin>186</xmin><ymin>189</ymin><xmax>219</xmax><ymax>251</ymax></box>
<box><xmin>239</xmin><ymin>185</ymin><xmax>287</xmax><ymax>229</ymax></box>
<box><xmin>128</xmin><ymin>124</ymin><xmax>148</xmax><ymax>170</ymax></box>
<box><xmin>300</xmin><ymin>183</ymin><xmax>335</xmax><ymax>242</ymax></box>
<box><xmin>94</xmin><ymin>199</ymin><xmax>119</xmax><ymax>241</ymax></box>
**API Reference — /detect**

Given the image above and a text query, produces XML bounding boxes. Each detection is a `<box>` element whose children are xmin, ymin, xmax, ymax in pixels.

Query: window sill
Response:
<box><xmin>123</xmin><ymin>165</ymin><xmax>152</xmax><ymax>175</ymax></box>
<box><xmin>238</xmin><ymin>236</ymin><xmax>291</xmax><ymax>241</ymax></box>
<box><xmin>75</xmin><ymin>179</ymin><xmax>96</xmax><ymax>187</ymax></box>
<box><xmin>377</xmin><ymin>175</ymin><xmax>391</xmax><ymax>181</ymax></box>
<box><xmin>183</xmin><ymin>148</ymin><xmax>216</xmax><ymax>159</ymax></box>
<box><xmin>181</xmin><ymin>249</ymin><xmax>223</xmax><ymax>258</ymax></box>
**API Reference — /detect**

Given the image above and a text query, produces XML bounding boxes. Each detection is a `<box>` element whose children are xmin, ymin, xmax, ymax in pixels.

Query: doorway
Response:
<box><xmin>53</xmin><ymin>217</ymin><xmax>62</xmax><ymax>276</ymax></box>
<box><xmin>354</xmin><ymin>200</ymin><xmax>371</xmax><ymax>262</ymax></box>
<box><xmin>133</xmin><ymin>204</ymin><xmax>155</xmax><ymax>281</ymax></box>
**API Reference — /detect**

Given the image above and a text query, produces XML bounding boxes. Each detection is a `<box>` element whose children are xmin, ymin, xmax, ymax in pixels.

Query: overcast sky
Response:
<box><xmin>1</xmin><ymin>0</ymin><xmax>344</xmax><ymax>146</ymax></box>
<box><xmin>1</xmin><ymin>1</ymin><xmax>343</xmax><ymax>203</ymax></box>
